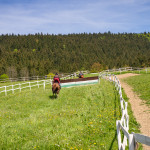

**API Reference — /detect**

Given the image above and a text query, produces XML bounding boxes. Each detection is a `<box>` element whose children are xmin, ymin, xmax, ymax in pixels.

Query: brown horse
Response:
<box><xmin>52</xmin><ymin>83</ymin><xmax>60</xmax><ymax>98</ymax></box>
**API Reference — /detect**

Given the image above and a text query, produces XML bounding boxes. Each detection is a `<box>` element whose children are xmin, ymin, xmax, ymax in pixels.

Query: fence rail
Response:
<box><xmin>0</xmin><ymin>72</ymin><xmax>81</xmax><ymax>96</ymax></box>
<box><xmin>0</xmin><ymin>70</ymin><xmax>89</xmax><ymax>83</ymax></box>
<box><xmin>0</xmin><ymin>79</ymin><xmax>52</xmax><ymax>96</ymax></box>
<box><xmin>100</xmin><ymin>72</ymin><xmax>150</xmax><ymax>150</ymax></box>
<box><xmin>104</xmin><ymin>67</ymin><xmax>150</xmax><ymax>74</ymax></box>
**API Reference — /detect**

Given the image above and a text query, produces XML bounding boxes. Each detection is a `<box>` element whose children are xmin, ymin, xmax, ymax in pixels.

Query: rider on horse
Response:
<box><xmin>53</xmin><ymin>73</ymin><xmax>61</xmax><ymax>88</ymax></box>
<box><xmin>79</xmin><ymin>71</ymin><xmax>84</xmax><ymax>78</ymax></box>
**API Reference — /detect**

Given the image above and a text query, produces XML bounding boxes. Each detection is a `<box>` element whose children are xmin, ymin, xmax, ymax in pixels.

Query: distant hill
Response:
<box><xmin>0</xmin><ymin>32</ymin><xmax>150</xmax><ymax>77</ymax></box>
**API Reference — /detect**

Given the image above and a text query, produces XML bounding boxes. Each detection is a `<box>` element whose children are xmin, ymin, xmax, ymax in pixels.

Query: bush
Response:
<box><xmin>90</xmin><ymin>62</ymin><xmax>103</xmax><ymax>73</ymax></box>
<box><xmin>46</xmin><ymin>73</ymin><xmax>55</xmax><ymax>79</ymax></box>
<box><xmin>0</xmin><ymin>74</ymin><xmax>9</xmax><ymax>79</ymax></box>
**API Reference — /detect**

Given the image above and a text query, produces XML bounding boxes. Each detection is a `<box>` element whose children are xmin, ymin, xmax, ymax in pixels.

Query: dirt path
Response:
<box><xmin>117</xmin><ymin>73</ymin><xmax>150</xmax><ymax>150</ymax></box>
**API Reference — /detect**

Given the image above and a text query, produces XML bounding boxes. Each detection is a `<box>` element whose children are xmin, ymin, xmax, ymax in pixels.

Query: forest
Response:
<box><xmin>0</xmin><ymin>32</ymin><xmax>150</xmax><ymax>78</ymax></box>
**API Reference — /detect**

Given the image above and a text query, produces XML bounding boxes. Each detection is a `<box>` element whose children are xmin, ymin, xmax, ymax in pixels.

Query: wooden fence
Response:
<box><xmin>100</xmin><ymin>73</ymin><xmax>150</xmax><ymax>150</ymax></box>
<box><xmin>0</xmin><ymin>79</ymin><xmax>52</xmax><ymax>96</ymax></box>
<box><xmin>104</xmin><ymin>67</ymin><xmax>150</xmax><ymax>74</ymax></box>
<box><xmin>0</xmin><ymin>73</ymin><xmax>79</xmax><ymax>96</ymax></box>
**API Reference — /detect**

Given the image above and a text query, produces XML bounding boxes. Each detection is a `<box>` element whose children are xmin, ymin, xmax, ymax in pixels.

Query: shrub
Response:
<box><xmin>46</xmin><ymin>72</ymin><xmax>55</xmax><ymax>79</ymax></box>
<box><xmin>0</xmin><ymin>74</ymin><xmax>9</xmax><ymax>79</ymax></box>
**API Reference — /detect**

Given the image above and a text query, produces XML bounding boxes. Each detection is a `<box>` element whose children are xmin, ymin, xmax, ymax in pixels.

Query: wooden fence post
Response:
<box><xmin>29</xmin><ymin>82</ymin><xmax>31</xmax><ymax>90</ymax></box>
<box><xmin>129</xmin><ymin>134</ymin><xmax>135</xmax><ymax>150</ymax></box>
<box><xmin>19</xmin><ymin>83</ymin><xmax>21</xmax><ymax>92</ymax></box>
<box><xmin>12</xmin><ymin>85</ymin><xmax>14</xmax><ymax>94</ymax></box>
<box><xmin>5</xmin><ymin>86</ymin><xmax>7</xmax><ymax>96</ymax></box>
<box><xmin>99</xmin><ymin>76</ymin><xmax>100</xmax><ymax>84</ymax></box>
<box><xmin>146</xmin><ymin>68</ymin><xmax>147</xmax><ymax>74</ymax></box>
<box><xmin>37</xmin><ymin>81</ymin><xmax>39</xmax><ymax>88</ymax></box>
<box><xmin>44</xmin><ymin>80</ymin><xmax>45</xmax><ymax>90</ymax></box>
<box><xmin>116</xmin><ymin>120</ymin><xmax>122</xmax><ymax>149</ymax></box>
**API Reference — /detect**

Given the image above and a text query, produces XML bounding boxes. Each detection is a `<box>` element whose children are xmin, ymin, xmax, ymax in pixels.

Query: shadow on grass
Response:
<box><xmin>49</xmin><ymin>95</ymin><xmax>57</xmax><ymax>99</ymax></box>
<box><xmin>109</xmin><ymin>132</ymin><xmax>117</xmax><ymax>150</ymax></box>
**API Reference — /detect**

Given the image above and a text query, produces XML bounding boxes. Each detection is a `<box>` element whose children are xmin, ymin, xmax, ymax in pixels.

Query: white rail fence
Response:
<box><xmin>104</xmin><ymin>67</ymin><xmax>150</xmax><ymax>74</ymax></box>
<box><xmin>0</xmin><ymin>71</ymin><xmax>86</xmax><ymax>96</ymax></box>
<box><xmin>0</xmin><ymin>72</ymin><xmax>86</xmax><ymax>96</ymax></box>
<box><xmin>0</xmin><ymin>79</ymin><xmax>52</xmax><ymax>96</ymax></box>
<box><xmin>0</xmin><ymin>70</ymin><xmax>89</xmax><ymax>83</ymax></box>
<box><xmin>0</xmin><ymin>76</ymin><xmax>49</xmax><ymax>83</ymax></box>
<box><xmin>100</xmin><ymin>73</ymin><xmax>150</xmax><ymax>150</ymax></box>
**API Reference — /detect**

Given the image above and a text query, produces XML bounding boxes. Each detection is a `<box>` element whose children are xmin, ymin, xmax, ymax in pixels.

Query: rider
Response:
<box><xmin>79</xmin><ymin>71</ymin><xmax>83</xmax><ymax>78</ymax></box>
<box><xmin>53</xmin><ymin>73</ymin><xmax>61</xmax><ymax>88</ymax></box>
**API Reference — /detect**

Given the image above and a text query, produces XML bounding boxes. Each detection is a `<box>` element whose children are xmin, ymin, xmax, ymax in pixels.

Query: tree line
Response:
<box><xmin>0</xmin><ymin>32</ymin><xmax>150</xmax><ymax>78</ymax></box>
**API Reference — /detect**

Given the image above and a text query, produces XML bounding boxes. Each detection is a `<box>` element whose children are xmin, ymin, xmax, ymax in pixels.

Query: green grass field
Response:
<box><xmin>0</xmin><ymin>78</ymin><xmax>141</xmax><ymax>150</ymax></box>
<box><xmin>123</xmin><ymin>74</ymin><xmax>150</xmax><ymax>107</ymax></box>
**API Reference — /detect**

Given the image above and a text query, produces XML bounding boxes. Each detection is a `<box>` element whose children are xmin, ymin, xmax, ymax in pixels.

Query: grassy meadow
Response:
<box><xmin>123</xmin><ymin>74</ymin><xmax>150</xmax><ymax>106</ymax></box>
<box><xmin>0</xmin><ymin>78</ymin><xmax>141</xmax><ymax>150</ymax></box>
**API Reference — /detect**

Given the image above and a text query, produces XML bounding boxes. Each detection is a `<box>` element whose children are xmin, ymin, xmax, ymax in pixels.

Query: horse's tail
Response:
<box><xmin>52</xmin><ymin>83</ymin><xmax>59</xmax><ymax>93</ymax></box>
<box><xmin>55</xmin><ymin>87</ymin><xmax>58</xmax><ymax>91</ymax></box>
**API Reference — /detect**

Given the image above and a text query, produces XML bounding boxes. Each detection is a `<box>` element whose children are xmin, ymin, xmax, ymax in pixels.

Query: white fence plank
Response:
<box><xmin>0</xmin><ymin>79</ymin><xmax>52</xmax><ymax>95</ymax></box>
<box><xmin>133</xmin><ymin>133</ymin><xmax>150</xmax><ymax>146</ymax></box>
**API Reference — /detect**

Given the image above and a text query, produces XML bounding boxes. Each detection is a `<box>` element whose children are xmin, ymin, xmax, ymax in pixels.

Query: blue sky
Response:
<box><xmin>0</xmin><ymin>0</ymin><xmax>150</xmax><ymax>35</ymax></box>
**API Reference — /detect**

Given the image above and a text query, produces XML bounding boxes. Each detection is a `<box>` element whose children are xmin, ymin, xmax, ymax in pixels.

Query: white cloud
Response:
<box><xmin>0</xmin><ymin>0</ymin><xmax>150</xmax><ymax>34</ymax></box>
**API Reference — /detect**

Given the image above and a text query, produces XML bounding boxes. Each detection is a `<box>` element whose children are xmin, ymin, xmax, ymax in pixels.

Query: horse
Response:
<box><xmin>79</xmin><ymin>74</ymin><xmax>84</xmax><ymax>78</ymax></box>
<box><xmin>52</xmin><ymin>82</ymin><xmax>60</xmax><ymax>98</ymax></box>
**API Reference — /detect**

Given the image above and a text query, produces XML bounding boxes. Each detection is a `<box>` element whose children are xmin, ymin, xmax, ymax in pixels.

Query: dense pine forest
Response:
<box><xmin>0</xmin><ymin>32</ymin><xmax>150</xmax><ymax>78</ymax></box>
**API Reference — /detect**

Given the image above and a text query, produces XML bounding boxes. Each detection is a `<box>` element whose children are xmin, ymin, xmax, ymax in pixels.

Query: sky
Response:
<box><xmin>0</xmin><ymin>0</ymin><xmax>150</xmax><ymax>35</ymax></box>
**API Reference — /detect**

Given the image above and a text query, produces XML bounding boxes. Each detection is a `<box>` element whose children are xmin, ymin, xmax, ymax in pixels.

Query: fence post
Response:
<box><xmin>19</xmin><ymin>83</ymin><xmax>21</xmax><ymax>92</ymax></box>
<box><xmin>75</xmin><ymin>73</ymin><xmax>76</xmax><ymax>77</ymax></box>
<box><xmin>29</xmin><ymin>82</ymin><xmax>31</xmax><ymax>90</ymax></box>
<box><xmin>44</xmin><ymin>80</ymin><xmax>45</xmax><ymax>90</ymax></box>
<box><xmin>146</xmin><ymin>68</ymin><xmax>147</xmax><ymax>74</ymax></box>
<box><xmin>5</xmin><ymin>86</ymin><xmax>7</xmax><ymax>96</ymax></box>
<box><xmin>37</xmin><ymin>81</ymin><xmax>39</xmax><ymax>88</ymax></box>
<box><xmin>129</xmin><ymin>134</ymin><xmax>135</xmax><ymax>150</ymax></box>
<box><xmin>113</xmin><ymin>74</ymin><xmax>114</xmax><ymax>83</ymax></box>
<box><xmin>109</xmin><ymin>74</ymin><xmax>111</xmax><ymax>81</ymax></box>
<box><xmin>12</xmin><ymin>85</ymin><xmax>14</xmax><ymax>94</ymax></box>
<box><xmin>116</xmin><ymin>120</ymin><xmax>122</xmax><ymax>149</ymax></box>
<box><xmin>99</xmin><ymin>76</ymin><xmax>100</xmax><ymax>84</ymax></box>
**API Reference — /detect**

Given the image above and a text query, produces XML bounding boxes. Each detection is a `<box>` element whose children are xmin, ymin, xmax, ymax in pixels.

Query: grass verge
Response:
<box><xmin>0</xmin><ymin>79</ymin><xmax>141</xmax><ymax>150</ymax></box>
<box><xmin>123</xmin><ymin>74</ymin><xmax>150</xmax><ymax>107</ymax></box>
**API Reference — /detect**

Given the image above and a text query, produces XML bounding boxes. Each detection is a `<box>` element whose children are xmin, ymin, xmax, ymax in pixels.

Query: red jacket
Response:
<box><xmin>53</xmin><ymin>75</ymin><xmax>60</xmax><ymax>84</ymax></box>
